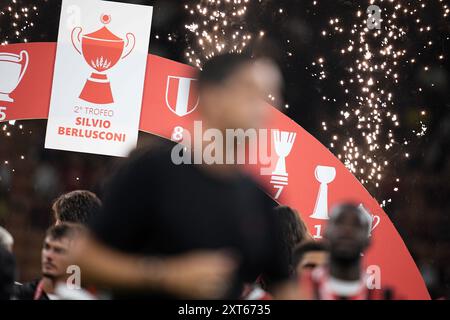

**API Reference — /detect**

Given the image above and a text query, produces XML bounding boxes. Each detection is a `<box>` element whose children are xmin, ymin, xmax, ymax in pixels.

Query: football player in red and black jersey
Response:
<box><xmin>298</xmin><ymin>203</ymin><xmax>397</xmax><ymax>300</ymax></box>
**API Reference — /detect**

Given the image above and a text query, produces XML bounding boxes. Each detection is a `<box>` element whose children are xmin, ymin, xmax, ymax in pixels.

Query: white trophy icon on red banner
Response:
<box><xmin>0</xmin><ymin>50</ymin><xmax>29</xmax><ymax>102</ymax></box>
<box><xmin>270</xmin><ymin>130</ymin><xmax>296</xmax><ymax>199</ymax></box>
<box><xmin>71</xmin><ymin>14</ymin><xmax>135</xmax><ymax>104</ymax></box>
<box><xmin>310</xmin><ymin>165</ymin><xmax>336</xmax><ymax>220</ymax></box>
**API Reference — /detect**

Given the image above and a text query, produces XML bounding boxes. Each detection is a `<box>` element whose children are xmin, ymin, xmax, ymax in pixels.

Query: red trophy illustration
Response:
<box><xmin>71</xmin><ymin>14</ymin><xmax>135</xmax><ymax>104</ymax></box>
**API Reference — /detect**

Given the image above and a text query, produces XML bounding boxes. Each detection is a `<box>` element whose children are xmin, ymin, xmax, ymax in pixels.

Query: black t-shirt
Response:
<box><xmin>13</xmin><ymin>280</ymin><xmax>49</xmax><ymax>300</ymax></box>
<box><xmin>90</xmin><ymin>142</ymin><xmax>289</xmax><ymax>299</ymax></box>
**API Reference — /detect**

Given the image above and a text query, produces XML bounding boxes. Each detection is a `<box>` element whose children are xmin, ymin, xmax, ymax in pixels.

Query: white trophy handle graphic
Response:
<box><xmin>270</xmin><ymin>130</ymin><xmax>296</xmax><ymax>199</ymax></box>
<box><xmin>71</xmin><ymin>27</ymin><xmax>83</xmax><ymax>55</ymax></box>
<box><xmin>358</xmin><ymin>204</ymin><xmax>381</xmax><ymax>236</ymax></box>
<box><xmin>121</xmin><ymin>33</ymin><xmax>135</xmax><ymax>59</ymax></box>
<box><xmin>310</xmin><ymin>165</ymin><xmax>336</xmax><ymax>220</ymax></box>
<box><xmin>371</xmin><ymin>215</ymin><xmax>381</xmax><ymax>234</ymax></box>
<box><xmin>16</xmin><ymin>50</ymin><xmax>29</xmax><ymax>86</ymax></box>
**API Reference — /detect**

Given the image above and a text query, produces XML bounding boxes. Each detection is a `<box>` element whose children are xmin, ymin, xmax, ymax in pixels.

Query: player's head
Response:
<box><xmin>197</xmin><ymin>53</ymin><xmax>282</xmax><ymax>131</ymax></box>
<box><xmin>274</xmin><ymin>206</ymin><xmax>312</xmax><ymax>274</ymax></box>
<box><xmin>41</xmin><ymin>224</ymin><xmax>77</xmax><ymax>281</ymax></box>
<box><xmin>293</xmin><ymin>241</ymin><xmax>328</xmax><ymax>276</ymax></box>
<box><xmin>0</xmin><ymin>226</ymin><xmax>14</xmax><ymax>252</ymax></box>
<box><xmin>324</xmin><ymin>203</ymin><xmax>371</xmax><ymax>262</ymax></box>
<box><xmin>52</xmin><ymin>190</ymin><xmax>101</xmax><ymax>226</ymax></box>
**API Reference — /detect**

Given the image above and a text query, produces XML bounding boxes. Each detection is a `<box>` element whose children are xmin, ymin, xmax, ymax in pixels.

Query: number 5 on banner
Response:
<box><xmin>0</xmin><ymin>106</ymin><xmax>6</xmax><ymax>121</ymax></box>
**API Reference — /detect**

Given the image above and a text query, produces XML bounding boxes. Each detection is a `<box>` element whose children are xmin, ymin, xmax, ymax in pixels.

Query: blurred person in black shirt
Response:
<box><xmin>74</xmin><ymin>53</ymin><xmax>292</xmax><ymax>299</ymax></box>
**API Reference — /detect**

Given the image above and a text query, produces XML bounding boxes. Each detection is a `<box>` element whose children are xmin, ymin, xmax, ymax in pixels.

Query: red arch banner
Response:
<box><xmin>0</xmin><ymin>42</ymin><xmax>429</xmax><ymax>299</ymax></box>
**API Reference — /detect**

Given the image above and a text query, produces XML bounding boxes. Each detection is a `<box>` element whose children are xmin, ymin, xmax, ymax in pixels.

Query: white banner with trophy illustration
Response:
<box><xmin>45</xmin><ymin>0</ymin><xmax>153</xmax><ymax>156</ymax></box>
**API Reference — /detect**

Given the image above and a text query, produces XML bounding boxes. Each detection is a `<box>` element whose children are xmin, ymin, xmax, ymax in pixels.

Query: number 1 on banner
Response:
<box><xmin>313</xmin><ymin>224</ymin><xmax>323</xmax><ymax>239</ymax></box>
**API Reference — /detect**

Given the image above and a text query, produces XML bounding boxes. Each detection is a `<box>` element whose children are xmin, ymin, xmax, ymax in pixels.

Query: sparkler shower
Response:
<box><xmin>1</xmin><ymin>0</ymin><xmax>40</xmax><ymax>165</ymax></box>
<box><xmin>183</xmin><ymin>0</ymin><xmax>449</xmax><ymax>200</ymax></box>
<box><xmin>1</xmin><ymin>0</ymin><xmax>447</xmax><ymax>197</ymax></box>
<box><xmin>0</xmin><ymin>0</ymin><xmax>39</xmax><ymax>45</ymax></box>
<box><xmin>313</xmin><ymin>0</ymin><xmax>447</xmax><ymax>192</ymax></box>
<box><xmin>184</xmin><ymin>0</ymin><xmax>252</xmax><ymax>68</ymax></box>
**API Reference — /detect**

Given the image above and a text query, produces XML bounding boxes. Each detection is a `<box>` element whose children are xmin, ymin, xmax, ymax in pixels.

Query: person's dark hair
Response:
<box><xmin>0</xmin><ymin>246</ymin><xmax>16</xmax><ymax>300</ymax></box>
<box><xmin>274</xmin><ymin>206</ymin><xmax>310</xmax><ymax>275</ymax></box>
<box><xmin>292</xmin><ymin>240</ymin><xmax>327</xmax><ymax>268</ymax></box>
<box><xmin>52</xmin><ymin>190</ymin><xmax>101</xmax><ymax>225</ymax></box>
<box><xmin>197</xmin><ymin>53</ymin><xmax>253</xmax><ymax>90</ymax></box>
<box><xmin>46</xmin><ymin>224</ymin><xmax>75</xmax><ymax>241</ymax></box>
<box><xmin>259</xmin><ymin>206</ymin><xmax>310</xmax><ymax>289</ymax></box>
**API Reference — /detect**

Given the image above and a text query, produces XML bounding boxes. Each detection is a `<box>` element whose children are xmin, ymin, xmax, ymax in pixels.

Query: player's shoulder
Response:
<box><xmin>234</xmin><ymin>171</ymin><xmax>266</xmax><ymax>191</ymax></box>
<box><xmin>129</xmin><ymin>140</ymin><xmax>176</xmax><ymax>163</ymax></box>
<box><xmin>103</xmin><ymin>141</ymin><xmax>176</xmax><ymax>190</ymax></box>
<box><xmin>13</xmin><ymin>279</ymin><xmax>40</xmax><ymax>300</ymax></box>
<box><xmin>122</xmin><ymin>140</ymin><xmax>178</xmax><ymax>173</ymax></box>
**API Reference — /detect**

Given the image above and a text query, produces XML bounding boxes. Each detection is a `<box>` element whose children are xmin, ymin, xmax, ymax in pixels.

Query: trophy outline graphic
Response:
<box><xmin>270</xmin><ymin>130</ymin><xmax>297</xmax><ymax>199</ymax></box>
<box><xmin>165</xmin><ymin>76</ymin><xmax>199</xmax><ymax>117</ymax></box>
<box><xmin>310</xmin><ymin>165</ymin><xmax>336</xmax><ymax>220</ymax></box>
<box><xmin>0</xmin><ymin>50</ymin><xmax>29</xmax><ymax>103</ymax></box>
<box><xmin>71</xmin><ymin>14</ymin><xmax>136</xmax><ymax>105</ymax></box>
